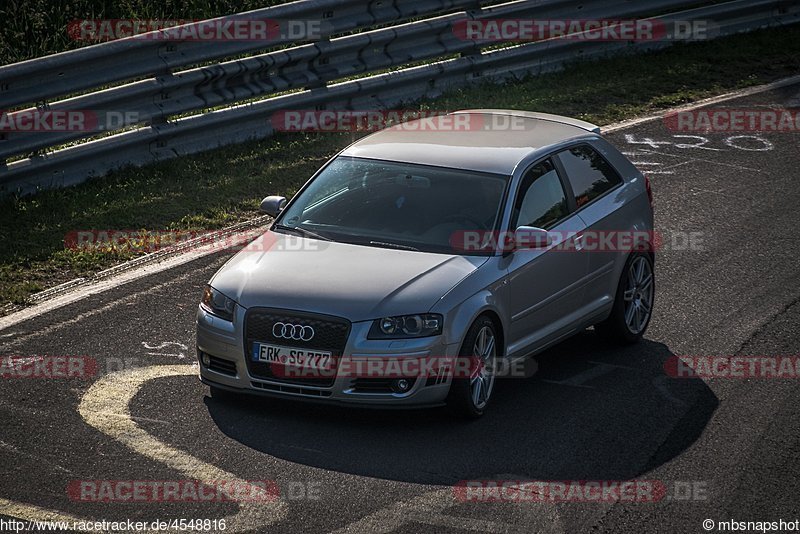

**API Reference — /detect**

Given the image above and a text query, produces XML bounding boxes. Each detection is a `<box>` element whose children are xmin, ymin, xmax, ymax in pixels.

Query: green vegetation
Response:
<box><xmin>1</xmin><ymin>24</ymin><xmax>799</xmax><ymax>309</ymax></box>
<box><xmin>0</xmin><ymin>0</ymin><xmax>289</xmax><ymax>64</ymax></box>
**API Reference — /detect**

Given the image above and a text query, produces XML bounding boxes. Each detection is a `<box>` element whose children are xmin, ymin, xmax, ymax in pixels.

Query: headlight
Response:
<box><xmin>200</xmin><ymin>285</ymin><xmax>236</xmax><ymax>322</ymax></box>
<box><xmin>368</xmin><ymin>314</ymin><xmax>443</xmax><ymax>339</ymax></box>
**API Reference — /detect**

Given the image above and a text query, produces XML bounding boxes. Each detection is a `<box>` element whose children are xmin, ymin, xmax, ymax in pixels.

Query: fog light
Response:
<box><xmin>391</xmin><ymin>378</ymin><xmax>413</xmax><ymax>393</ymax></box>
<box><xmin>200</xmin><ymin>352</ymin><xmax>211</xmax><ymax>366</ymax></box>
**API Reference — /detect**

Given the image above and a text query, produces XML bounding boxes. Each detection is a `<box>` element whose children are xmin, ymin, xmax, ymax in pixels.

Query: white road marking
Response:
<box><xmin>331</xmin><ymin>489</ymin><xmax>514</xmax><ymax>533</ymax></box>
<box><xmin>0</xmin><ymin>269</ymin><xmax>202</xmax><ymax>350</ymax></box>
<box><xmin>0</xmin><ymin>225</ymin><xmax>266</xmax><ymax>333</ymax></box>
<box><xmin>630</xmin><ymin>162</ymin><xmax>675</xmax><ymax>175</ymax></box>
<box><xmin>603</xmin><ymin>74</ymin><xmax>800</xmax><ymax>133</ymax></box>
<box><xmin>0</xmin><ymin>251</ymin><xmax>213</xmax><ymax>332</ymax></box>
<box><xmin>0</xmin><ymin>497</ymin><xmax>103</xmax><ymax>532</ymax></box>
<box><xmin>1</xmin><ymin>362</ymin><xmax>284</xmax><ymax>532</ymax></box>
<box><xmin>652</xmin><ymin>375</ymin><xmax>688</xmax><ymax>407</ymax></box>
<box><xmin>142</xmin><ymin>341</ymin><xmax>188</xmax><ymax>351</ymax></box>
<box><xmin>672</xmin><ymin>135</ymin><xmax>723</xmax><ymax>151</ymax></box>
<box><xmin>142</xmin><ymin>341</ymin><xmax>188</xmax><ymax>359</ymax></box>
<box><xmin>540</xmin><ymin>362</ymin><xmax>618</xmax><ymax>388</ymax></box>
<box><xmin>633</xmin><ymin>148</ymin><xmax>764</xmax><ymax>173</ymax></box>
<box><xmin>78</xmin><ymin>364</ymin><xmax>288</xmax><ymax>532</ymax></box>
<box><xmin>334</xmin><ymin>481</ymin><xmax>568</xmax><ymax>534</ymax></box>
<box><xmin>93</xmin><ymin>411</ymin><xmax>172</xmax><ymax>425</ymax></box>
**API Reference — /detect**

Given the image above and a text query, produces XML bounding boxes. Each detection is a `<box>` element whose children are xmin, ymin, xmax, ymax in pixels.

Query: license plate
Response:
<box><xmin>252</xmin><ymin>342</ymin><xmax>333</xmax><ymax>370</ymax></box>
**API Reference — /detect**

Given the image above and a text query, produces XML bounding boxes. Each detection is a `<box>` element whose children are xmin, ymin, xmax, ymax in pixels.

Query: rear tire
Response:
<box><xmin>447</xmin><ymin>316</ymin><xmax>498</xmax><ymax>419</ymax></box>
<box><xmin>595</xmin><ymin>251</ymin><xmax>654</xmax><ymax>345</ymax></box>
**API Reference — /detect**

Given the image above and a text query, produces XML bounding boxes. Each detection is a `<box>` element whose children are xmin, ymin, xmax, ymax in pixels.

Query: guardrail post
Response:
<box><xmin>150</xmin><ymin>67</ymin><xmax>175</xmax><ymax>127</ymax></box>
<box><xmin>158</xmin><ymin>42</ymin><xmax>179</xmax><ymax>67</ymax></box>
<box><xmin>152</xmin><ymin>95</ymin><xmax>169</xmax><ymax>126</ymax></box>
<box><xmin>460</xmin><ymin>5</ymin><xmax>484</xmax><ymax>58</ymax></box>
<box><xmin>305</xmin><ymin>37</ymin><xmax>331</xmax><ymax>90</ymax></box>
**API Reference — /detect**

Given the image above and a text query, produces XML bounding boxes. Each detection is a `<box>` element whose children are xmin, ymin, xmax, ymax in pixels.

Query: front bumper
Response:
<box><xmin>196</xmin><ymin>305</ymin><xmax>459</xmax><ymax>407</ymax></box>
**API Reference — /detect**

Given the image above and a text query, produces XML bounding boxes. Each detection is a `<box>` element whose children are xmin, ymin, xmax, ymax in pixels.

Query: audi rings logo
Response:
<box><xmin>272</xmin><ymin>322</ymin><xmax>315</xmax><ymax>341</ymax></box>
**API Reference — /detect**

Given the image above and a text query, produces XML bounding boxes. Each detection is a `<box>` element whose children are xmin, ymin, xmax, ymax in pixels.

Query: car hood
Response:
<box><xmin>210</xmin><ymin>231</ymin><xmax>487</xmax><ymax>322</ymax></box>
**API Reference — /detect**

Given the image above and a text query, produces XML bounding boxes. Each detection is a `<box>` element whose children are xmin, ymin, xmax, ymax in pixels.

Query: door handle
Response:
<box><xmin>574</xmin><ymin>233</ymin><xmax>585</xmax><ymax>251</ymax></box>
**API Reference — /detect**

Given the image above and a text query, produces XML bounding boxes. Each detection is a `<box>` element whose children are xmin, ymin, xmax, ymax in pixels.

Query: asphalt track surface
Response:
<box><xmin>1</xmin><ymin>83</ymin><xmax>799</xmax><ymax>533</ymax></box>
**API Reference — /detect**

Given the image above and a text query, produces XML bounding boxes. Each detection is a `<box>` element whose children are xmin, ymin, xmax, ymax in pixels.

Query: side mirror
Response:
<box><xmin>260</xmin><ymin>195</ymin><xmax>287</xmax><ymax>217</ymax></box>
<box><xmin>512</xmin><ymin>226</ymin><xmax>552</xmax><ymax>251</ymax></box>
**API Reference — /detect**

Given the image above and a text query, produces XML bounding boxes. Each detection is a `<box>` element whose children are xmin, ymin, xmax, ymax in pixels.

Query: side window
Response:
<box><xmin>511</xmin><ymin>159</ymin><xmax>569</xmax><ymax>230</ymax></box>
<box><xmin>557</xmin><ymin>145</ymin><xmax>623</xmax><ymax>208</ymax></box>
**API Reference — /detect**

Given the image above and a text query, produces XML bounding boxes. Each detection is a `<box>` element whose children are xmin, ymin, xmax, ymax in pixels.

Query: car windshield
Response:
<box><xmin>276</xmin><ymin>157</ymin><xmax>509</xmax><ymax>255</ymax></box>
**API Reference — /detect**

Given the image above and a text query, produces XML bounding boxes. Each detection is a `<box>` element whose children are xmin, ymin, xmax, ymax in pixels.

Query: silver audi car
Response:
<box><xmin>196</xmin><ymin>110</ymin><xmax>655</xmax><ymax>418</ymax></box>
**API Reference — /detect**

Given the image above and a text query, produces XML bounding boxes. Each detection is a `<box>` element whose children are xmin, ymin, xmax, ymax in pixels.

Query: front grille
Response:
<box><xmin>244</xmin><ymin>308</ymin><xmax>350</xmax><ymax>387</ymax></box>
<box><xmin>207</xmin><ymin>355</ymin><xmax>237</xmax><ymax>377</ymax></box>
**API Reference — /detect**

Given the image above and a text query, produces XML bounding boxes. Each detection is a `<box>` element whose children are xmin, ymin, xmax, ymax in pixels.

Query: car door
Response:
<box><xmin>555</xmin><ymin>143</ymin><xmax>627</xmax><ymax>312</ymax></box>
<box><xmin>504</xmin><ymin>157</ymin><xmax>590</xmax><ymax>359</ymax></box>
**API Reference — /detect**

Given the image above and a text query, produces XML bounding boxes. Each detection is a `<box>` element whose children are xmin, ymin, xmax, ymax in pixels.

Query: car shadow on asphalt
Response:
<box><xmin>205</xmin><ymin>330</ymin><xmax>718</xmax><ymax>485</ymax></box>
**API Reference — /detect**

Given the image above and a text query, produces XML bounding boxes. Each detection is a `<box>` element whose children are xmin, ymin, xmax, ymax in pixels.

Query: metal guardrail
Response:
<box><xmin>0</xmin><ymin>0</ymin><xmax>701</xmax><ymax>161</ymax></box>
<box><xmin>0</xmin><ymin>0</ymin><xmax>798</xmax><ymax>196</ymax></box>
<box><xmin>0</xmin><ymin>0</ymin><xmax>481</xmax><ymax>109</ymax></box>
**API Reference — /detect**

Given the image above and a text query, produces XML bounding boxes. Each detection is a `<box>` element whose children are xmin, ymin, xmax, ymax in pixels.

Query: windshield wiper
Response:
<box><xmin>273</xmin><ymin>224</ymin><xmax>331</xmax><ymax>241</ymax></box>
<box><xmin>368</xmin><ymin>240</ymin><xmax>420</xmax><ymax>252</ymax></box>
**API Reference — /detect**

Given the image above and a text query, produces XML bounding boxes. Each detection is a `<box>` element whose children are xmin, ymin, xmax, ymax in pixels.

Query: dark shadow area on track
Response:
<box><xmin>205</xmin><ymin>330</ymin><xmax>718</xmax><ymax>485</ymax></box>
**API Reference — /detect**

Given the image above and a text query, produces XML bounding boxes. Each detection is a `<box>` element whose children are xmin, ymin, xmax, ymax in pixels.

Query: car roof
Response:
<box><xmin>340</xmin><ymin>110</ymin><xmax>601</xmax><ymax>175</ymax></box>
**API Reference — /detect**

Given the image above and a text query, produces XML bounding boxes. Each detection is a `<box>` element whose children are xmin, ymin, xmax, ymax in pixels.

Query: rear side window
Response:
<box><xmin>511</xmin><ymin>159</ymin><xmax>569</xmax><ymax>230</ymax></box>
<box><xmin>557</xmin><ymin>145</ymin><xmax>623</xmax><ymax>208</ymax></box>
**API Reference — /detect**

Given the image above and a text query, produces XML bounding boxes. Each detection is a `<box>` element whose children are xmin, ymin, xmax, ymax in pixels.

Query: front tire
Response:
<box><xmin>595</xmin><ymin>251</ymin><xmax>655</xmax><ymax>344</ymax></box>
<box><xmin>447</xmin><ymin>316</ymin><xmax>498</xmax><ymax>419</ymax></box>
